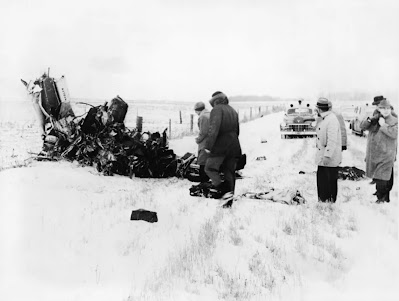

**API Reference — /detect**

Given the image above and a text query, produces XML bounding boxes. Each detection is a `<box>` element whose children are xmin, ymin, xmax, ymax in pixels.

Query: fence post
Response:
<box><xmin>169</xmin><ymin>119</ymin><xmax>172</xmax><ymax>139</ymax></box>
<box><xmin>136</xmin><ymin>116</ymin><xmax>143</xmax><ymax>132</ymax></box>
<box><xmin>250</xmin><ymin>107</ymin><xmax>252</xmax><ymax>119</ymax></box>
<box><xmin>190</xmin><ymin>114</ymin><xmax>194</xmax><ymax>133</ymax></box>
<box><xmin>179</xmin><ymin>111</ymin><xmax>182</xmax><ymax>124</ymax></box>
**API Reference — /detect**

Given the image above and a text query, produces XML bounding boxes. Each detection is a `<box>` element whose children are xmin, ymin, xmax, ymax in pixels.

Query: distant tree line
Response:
<box><xmin>317</xmin><ymin>91</ymin><xmax>397</xmax><ymax>102</ymax></box>
<box><xmin>229</xmin><ymin>95</ymin><xmax>294</xmax><ymax>102</ymax></box>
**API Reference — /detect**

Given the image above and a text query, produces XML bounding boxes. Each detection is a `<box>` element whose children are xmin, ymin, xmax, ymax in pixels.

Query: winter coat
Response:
<box><xmin>206</xmin><ymin>97</ymin><xmax>242</xmax><ymax>158</ymax></box>
<box><xmin>195</xmin><ymin>109</ymin><xmax>210</xmax><ymax>165</ymax></box>
<box><xmin>332</xmin><ymin>110</ymin><xmax>347</xmax><ymax>148</ymax></box>
<box><xmin>315</xmin><ymin>111</ymin><xmax>342</xmax><ymax>167</ymax></box>
<box><xmin>359</xmin><ymin>114</ymin><xmax>398</xmax><ymax>180</ymax></box>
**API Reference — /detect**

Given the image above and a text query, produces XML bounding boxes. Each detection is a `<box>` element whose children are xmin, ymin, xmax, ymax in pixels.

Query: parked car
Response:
<box><xmin>349</xmin><ymin>105</ymin><xmax>375</xmax><ymax>136</ymax></box>
<box><xmin>280</xmin><ymin>101</ymin><xmax>317</xmax><ymax>139</ymax></box>
<box><xmin>339</xmin><ymin>105</ymin><xmax>357</xmax><ymax>122</ymax></box>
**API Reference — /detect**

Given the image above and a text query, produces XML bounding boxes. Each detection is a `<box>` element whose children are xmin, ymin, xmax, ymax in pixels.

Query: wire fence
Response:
<box><xmin>0</xmin><ymin>99</ymin><xmax>286</xmax><ymax>140</ymax></box>
<box><xmin>71</xmin><ymin>102</ymin><xmax>286</xmax><ymax>139</ymax></box>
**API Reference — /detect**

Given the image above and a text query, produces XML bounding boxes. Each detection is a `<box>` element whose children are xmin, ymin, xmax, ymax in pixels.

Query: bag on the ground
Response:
<box><xmin>130</xmin><ymin>209</ymin><xmax>158</xmax><ymax>223</ymax></box>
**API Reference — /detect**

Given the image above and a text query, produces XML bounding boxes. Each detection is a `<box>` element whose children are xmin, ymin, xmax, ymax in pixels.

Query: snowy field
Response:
<box><xmin>0</xmin><ymin>101</ymin><xmax>398</xmax><ymax>301</ymax></box>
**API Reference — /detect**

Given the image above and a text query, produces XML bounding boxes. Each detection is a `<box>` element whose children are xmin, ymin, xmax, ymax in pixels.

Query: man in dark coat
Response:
<box><xmin>360</xmin><ymin>99</ymin><xmax>398</xmax><ymax>203</ymax></box>
<box><xmin>204</xmin><ymin>91</ymin><xmax>242</xmax><ymax>200</ymax></box>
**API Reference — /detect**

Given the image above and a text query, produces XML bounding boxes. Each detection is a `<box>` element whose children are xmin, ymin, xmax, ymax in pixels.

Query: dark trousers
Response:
<box><xmin>375</xmin><ymin>168</ymin><xmax>394</xmax><ymax>202</ymax></box>
<box><xmin>199</xmin><ymin>165</ymin><xmax>209</xmax><ymax>183</ymax></box>
<box><xmin>317</xmin><ymin>166</ymin><xmax>339</xmax><ymax>202</ymax></box>
<box><xmin>205</xmin><ymin>155</ymin><xmax>237</xmax><ymax>193</ymax></box>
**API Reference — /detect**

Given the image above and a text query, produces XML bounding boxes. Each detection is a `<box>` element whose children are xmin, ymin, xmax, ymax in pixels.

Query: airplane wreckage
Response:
<box><xmin>21</xmin><ymin>72</ymin><xmax>246</xmax><ymax>181</ymax></box>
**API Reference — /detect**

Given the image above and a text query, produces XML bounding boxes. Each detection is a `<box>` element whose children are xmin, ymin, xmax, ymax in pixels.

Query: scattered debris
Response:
<box><xmin>241</xmin><ymin>189</ymin><xmax>306</xmax><ymax>205</ymax></box>
<box><xmin>186</xmin><ymin>154</ymin><xmax>246</xmax><ymax>183</ymax></box>
<box><xmin>190</xmin><ymin>186</ymin><xmax>306</xmax><ymax>206</ymax></box>
<box><xmin>256</xmin><ymin>156</ymin><xmax>267</xmax><ymax>161</ymax></box>
<box><xmin>299</xmin><ymin>171</ymin><xmax>305</xmax><ymax>174</ymax></box>
<box><xmin>189</xmin><ymin>182</ymin><xmax>217</xmax><ymax>198</ymax></box>
<box><xmin>130</xmin><ymin>209</ymin><xmax>158</xmax><ymax>223</ymax></box>
<box><xmin>338</xmin><ymin>166</ymin><xmax>366</xmax><ymax>181</ymax></box>
<box><xmin>175</xmin><ymin>152</ymin><xmax>197</xmax><ymax>178</ymax></box>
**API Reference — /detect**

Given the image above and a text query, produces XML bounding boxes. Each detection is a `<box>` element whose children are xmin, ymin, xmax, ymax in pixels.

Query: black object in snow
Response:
<box><xmin>338</xmin><ymin>166</ymin><xmax>366</xmax><ymax>181</ymax></box>
<box><xmin>130</xmin><ymin>209</ymin><xmax>158</xmax><ymax>223</ymax></box>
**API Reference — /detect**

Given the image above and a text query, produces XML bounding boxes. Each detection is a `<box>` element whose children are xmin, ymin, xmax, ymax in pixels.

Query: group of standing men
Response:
<box><xmin>310</xmin><ymin>96</ymin><xmax>397</xmax><ymax>204</ymax></box>
<box><xmin>194</xmin><ymin>93</ymin><xmax>397</xmax><ymax>205</ymax></box>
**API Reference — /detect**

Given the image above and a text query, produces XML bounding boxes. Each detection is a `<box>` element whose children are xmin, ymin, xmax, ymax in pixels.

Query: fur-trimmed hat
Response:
<box><xmin>209</xmin><ymin>91</ymin><xmax>228</xmax><ymax>107</ymax></box>
<box><xmin>372</xmin><ymin>95</ymin><xmax>385</xmax><ymax>105</ymax></box>
<box><xmin>316</xmin><ymin>97</ymin><xmax>330</xmax><ymax>109</ymax></box>
<box><xmin>194</xmin><ymin>101</ymin><xmax>205</xmax><ymax>111</ymax></box>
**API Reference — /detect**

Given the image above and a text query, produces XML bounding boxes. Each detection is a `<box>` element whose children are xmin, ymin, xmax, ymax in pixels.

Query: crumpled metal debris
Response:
<box><xmin>338</xmin><ymin>166</ymin><xmax>366</xmax><ymax>181</ymax></box>
<box><xmin>37</xmin><ymin>96</ymin><xmax>185</xmax><ymax>178</ymax></box>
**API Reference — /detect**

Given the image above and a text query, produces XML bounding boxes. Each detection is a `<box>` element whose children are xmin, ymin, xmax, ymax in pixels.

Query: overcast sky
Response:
<box><xmin>1</xmin><ymin>0</ymin><xmax>398</xmax><ymax>102</ymax></box>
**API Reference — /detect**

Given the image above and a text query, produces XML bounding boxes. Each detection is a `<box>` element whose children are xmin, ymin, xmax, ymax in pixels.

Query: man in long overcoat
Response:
<box><xmin>363</xmin><ymin>95</ymin><xmax>397</xmax><ymax>185</ymax></box>
<box><xmin>360</xmin><ymin>99</ymin><xmax>398</xmax><ymax>203</ymax></box>
<box><xmin>194</xmin><ymin>101</ymin><xmax>210</xmax><ymax>183</ymax></box>
<box><xmin>205</xmin><ymin>91</ymin><xmax>242</xmax><ymax>199</ymax></box>
<box><xmin>315</xmin><ymin>98</ymin><xmax>342</xmax><ymax>202</ymax></box>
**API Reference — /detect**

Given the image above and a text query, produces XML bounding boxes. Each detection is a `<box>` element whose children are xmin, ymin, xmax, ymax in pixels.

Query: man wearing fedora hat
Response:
<box><xmin>370</xmin><ymin>95</ymin><xmax>397</xmax><ymax>119</ymax></box>
<box><xmin>362</xmin><ymin>96</ymin><xmax>396</xmax><ymax>185</ymax></box>
<box><xmin>315</xmin><ymin>97</ymin><xmax>342</xmax><ymax>203</ymax></box>
<box><xmin>360</xmin><ymin>98</ymin><xmax>397</xmax><ymax>203</ymax></box>
<box><xmin>193</xmin><ymin>101</ymin><xmax>210</xmax><ymax>183</ymax></box>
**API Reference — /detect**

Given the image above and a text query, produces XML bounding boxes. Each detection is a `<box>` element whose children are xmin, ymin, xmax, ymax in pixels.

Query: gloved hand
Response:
<box><xmin>368</xmin><ymin>112</ymin><xmax>381</xmax><ymax>124</ymax></box>
<box><xmin>378</xmin><ymin>117</ymin><xmax>385</xmax><ymax>126</ymax></box>
<box><xmin>342</xmin><ymin>146</ymin><xmax>347</xmax><ymax>151</ymax></box>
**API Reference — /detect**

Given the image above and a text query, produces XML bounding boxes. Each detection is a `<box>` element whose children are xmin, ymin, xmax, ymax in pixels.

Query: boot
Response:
<box><xmin>221</xmin><ymin>191</ymin><xmax>234</xmax><ymax>208</ymax></box>
<box><xmin>209</xmin><ymin>181</ymin><xmax>229</xmax><ymax>199</ymax></box>
<box><xmin>376</xmin><ymin>193</ymin><xmax>388</xmax><ymax>204</ymax></box>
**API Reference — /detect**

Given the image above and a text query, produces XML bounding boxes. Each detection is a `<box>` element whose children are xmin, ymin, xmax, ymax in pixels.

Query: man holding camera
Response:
<box><xmin>360</xmin><ymin>97</ymin><xmax>398</xmax><ymax>203</ymax></box>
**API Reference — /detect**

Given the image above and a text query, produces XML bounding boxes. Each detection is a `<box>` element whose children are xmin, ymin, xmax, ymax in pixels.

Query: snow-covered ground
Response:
<box><xmin>0</xmin><ymin>111</ymin><xmax>398</xmax><ymax>301</ymax></box>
